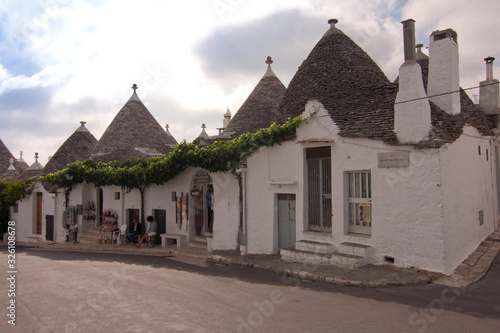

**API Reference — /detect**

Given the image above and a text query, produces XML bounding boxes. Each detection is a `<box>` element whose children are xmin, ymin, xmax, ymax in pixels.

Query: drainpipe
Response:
<box><xmin>235</xmin><ymin>167</ymin><xmax>248</xmax><ymax>254</ymax></box>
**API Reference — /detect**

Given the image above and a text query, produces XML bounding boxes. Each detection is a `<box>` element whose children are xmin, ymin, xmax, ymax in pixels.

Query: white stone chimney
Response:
<box><xmin>427</xmin><ymin>29</ymin><xmax>460</xmax><ymax>115</ymax></box>
<box><xmin>395</xmin><ymin>19</ymin><xmax>431</xmax><ymax>143</ymax></box>
<box><xmin>479</xmin><ymin>56</ymin><xmax>500</xmax><ymax>114</ymax></box>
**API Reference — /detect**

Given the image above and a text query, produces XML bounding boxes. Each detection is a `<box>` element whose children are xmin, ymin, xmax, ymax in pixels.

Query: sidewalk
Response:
<box><xmin>5</xmin><ymin>229</ymin><xmax>500</xmax><ymax>288</ymax></box>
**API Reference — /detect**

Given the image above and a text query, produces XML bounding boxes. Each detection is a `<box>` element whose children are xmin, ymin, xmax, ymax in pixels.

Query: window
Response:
<box><xmin>306</xmin><ymin>147</ymin><xmax>332</xmax><ymax>232</ymax></box>
<box><xmin>347</xmin><ymin>171</ymin><xmax>372</xmax><ymax>235</ymax></box>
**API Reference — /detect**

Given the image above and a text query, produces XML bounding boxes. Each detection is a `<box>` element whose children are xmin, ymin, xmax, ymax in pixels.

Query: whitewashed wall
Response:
<box><xmin>210</xmin><ymin>172</ymin><xmax>240</xmax><ymax>250</ymax></box>
<box><xmin>440</xmin><ymin>126</ymin><xmax>498</xmax><ymax>273</ymax></box>
<box><xmin>245</xmin><ymin>140</ymin><xmax>302</xmax><ymax>254</ymax></box>
<box><xmin>242</xmin><ymin>100</ymin><xmax>462</xmax><ymax>273</ymax></box>
<box><xmin>11</xmin><ymin>182</ymin><xmax>69</xmax><ymax>243</ymax></box>
<box><xmin>97</xmin><ymin>167</ymin><xmax>240</xmax><ymax>247</ymax></box>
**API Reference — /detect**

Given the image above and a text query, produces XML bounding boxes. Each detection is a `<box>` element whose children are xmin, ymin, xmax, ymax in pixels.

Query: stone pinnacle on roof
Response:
<box><xmin>263</xmin><ymin>56</ymin><xmax>277</xmax><ymax>77</ymax></box>
<box><xmin>416</xmin><ymin>43</ymin><xmax>428</xmax><ymax>60</ymax></box>
<box><xmin>128</xmin><ymin>83</ymin><xmax>141</xmax><ymax>102</ymax></box>
<box><xmin>323</xmin><ymin>18</ymin><xmax>341</xmax><ymax>38</ymax></box>
<box><xmin>165</xmin><ymin>124</ymin><xmax>178</xmax><ymax>146</ymax></box>
<box><xmin>76</xmin><ymin>121</ymin><xmax>91</xmax><ymax>132</ymax></box>
<box><xmin>197</xmin><ymin>124</ymin><xmax>210</xmax><ymax>140</ymax></box>
<box><xmin>7</xmin><ymin>158</ymin><xmax>15</xmax><ymax>171</ymax></box>
<box><xmin>28</xmin><ymin>153</ymin><xmax>43</xmax><ymax>170</ymax></box>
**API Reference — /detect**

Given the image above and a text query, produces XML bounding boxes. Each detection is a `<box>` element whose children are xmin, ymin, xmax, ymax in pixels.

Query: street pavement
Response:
<box><xmin>0</xmin><ymin>245</ymin><xmax>499</xmax><ymax>332</ymax></box>
<box><xmin>6</xmin><ymin>229</ymin><xmax>500</xmax><ymax>289</ymax></box>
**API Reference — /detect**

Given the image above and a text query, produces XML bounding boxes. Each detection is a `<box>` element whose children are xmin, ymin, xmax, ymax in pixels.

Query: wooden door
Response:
<box><xmin>36</xmin><ymin>192</ymin><xmax>42</xmax><ymax>234</ymax></box>
<box><xmin>278</xmin><ymin>194</ymin><xmax>296</xmax><ymax>249</ymax></box>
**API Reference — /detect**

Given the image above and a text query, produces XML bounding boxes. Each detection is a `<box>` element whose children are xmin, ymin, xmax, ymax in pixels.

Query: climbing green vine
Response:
<box><xmin>0</xmin><ymin>179</ymin><xmax>33</xmax><ymax>233</ymax></box>
<box><xmin>42</xmin><ymin>116</ymin><xmax>305</xmax><ymax>190</ymax></box>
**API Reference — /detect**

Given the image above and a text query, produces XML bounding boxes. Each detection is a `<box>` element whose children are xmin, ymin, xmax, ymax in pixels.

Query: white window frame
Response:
<box><xmin>346</xmin><ymin>170</ymin><xmax>372</xmax><ymax>235</ymax></box>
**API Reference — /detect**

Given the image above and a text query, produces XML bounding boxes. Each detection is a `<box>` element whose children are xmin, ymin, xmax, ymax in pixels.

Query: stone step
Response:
<box><xmin>280</xmin><ymin>248</ymin><xmax>331</xmax><ymax>265</ymax></box>
<box><xmin>336</xmin><ymin>242</ymin><xmax>370</xmax><ymax>257</ymax></box>
<box><xmin>280</xmin><ymin>248</ymin><xmax>363</xmax><ymax>269</ymax></box>
<box><xmin>330</xmin><ymin>252</ymin><xmax>364</xmax><ymax>269</ymax></box>
<box><xmin>193</xmin><ymin>235</ymin><xmax>208</xmax><ymax>244</ymax></box>
<box><xmin>188</xmin><ymin>240</ymin><xmax>207</xmax><ymax>249</ymax></box>
<box><xmin>295</xmin><ymin>240</ymin><xmax>336</xmax><ymax>254</ymax></box>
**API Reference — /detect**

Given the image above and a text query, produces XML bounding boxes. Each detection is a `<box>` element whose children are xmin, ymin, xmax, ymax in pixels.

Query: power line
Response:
<box><xmin>395</xmin><ymin>81</ymin><xmax>499</xmax><ymax>105</ymax></box>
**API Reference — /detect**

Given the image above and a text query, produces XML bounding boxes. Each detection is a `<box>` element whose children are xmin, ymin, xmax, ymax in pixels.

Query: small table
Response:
<box><xmin>96</xmin><ymin>226</ymin><xmax>116</xmax><ymax>244</ymax></box>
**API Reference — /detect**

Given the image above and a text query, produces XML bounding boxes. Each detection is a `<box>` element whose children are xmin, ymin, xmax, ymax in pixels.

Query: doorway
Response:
<box><xmin>192</xmin><ymin>170</ymin><xmax>213</xmax><ymax>236</ymax></box>
<box><xmin>153</xmin><ymin>209</ymin><xmax>166</xmax><ymax>245</ymax></box>
<box><xmin>278</xmin><ymin>194</ymin><xmax>296</xmax><ymax>249</ymax></box>
<box><xmin>306</xmin><ymin>147</ymin><xmax>332</xmax><ymax>232</ymax></box>
<box><xmin>36</xmin><ymin>192</ymin><xmax>43</xmax><ymax>234</ymax></box>
<box><xmin>45</xmin><ymin>215</ymin><xmax>54</xmax><ymax>241</ymax></box>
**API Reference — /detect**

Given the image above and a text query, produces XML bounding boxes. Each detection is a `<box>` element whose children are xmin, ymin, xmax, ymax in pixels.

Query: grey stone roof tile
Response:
<box><xmin>223</xmin><ymin>58</ymin><xmax>286</xmax><ymax>138</ymax></box>
<box><xmin>91</xmin><ymin>90</ymin><xmax>178</xmax><ymax>163</ymax></box>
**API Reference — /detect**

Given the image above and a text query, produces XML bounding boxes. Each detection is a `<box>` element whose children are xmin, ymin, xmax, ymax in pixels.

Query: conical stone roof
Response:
<box><xmin>91</xmin><ymin>85</ymin><xmax>178</xmax><ymax>163</ymax></box>
<box><xmin>20</xmin><ymin>153</ymin><xmax>44</xmax><ymax>180</ymax></box>
<box><xmin>43</xmin><ymin>122</ymin><xmax>98</xmax><ymax>175</ymax></box>
<box><xmin>0</xmin><ymin>139</ymin><xmax>27</xmax><ymax>177</ymax></box>
<box><xmin>223</xmin><ymin>56</ymin><xmax>286</xmax><ymax>138</ymax></box>
<box><xmin>276</xmin><ymin>19</ymin><xmax>398</xmax><ymax>142</ymax></box>
<box><xmin>0</xmin><ymin>158</ymin><xmax>20</xmax><ymax>181</ymax></box>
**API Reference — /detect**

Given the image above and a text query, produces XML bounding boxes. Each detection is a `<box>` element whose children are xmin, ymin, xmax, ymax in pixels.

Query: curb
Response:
<box><xmin>2</xmin><ymin>242</ymin><xmax>209</xmax><ymax>261</ymax></box>
<box><xmin>207</xmin><ymin>254</ymin><xmax>433</xmax><ymax>288</ymax></box>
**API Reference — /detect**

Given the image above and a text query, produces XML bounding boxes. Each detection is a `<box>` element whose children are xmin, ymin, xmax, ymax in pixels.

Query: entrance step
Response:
<box><xmin>78</xmin><ymin>228</ymin><xmax>102</xmax><ymax>244</ymax></box>
<box><xmin>280</xmin><ymin>247</ymin><xmax>363</xmax><ymax>269</ymax></box>
<box><xmin>295</xmin><ymin>240</ymin><xmax>335</xmax><ymax>254</ymax></box>
<box><xmin>337</xmin><ymin>242</ymin><xmax>369</xmax><ymax>257</ymax></box>
<box><xmin>188</xmin><ymin>235</ymin><xmax>208</xmax><ymax>249</ymax></box>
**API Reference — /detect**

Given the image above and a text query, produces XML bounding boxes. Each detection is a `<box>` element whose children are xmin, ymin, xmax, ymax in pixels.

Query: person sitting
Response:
<box><xmin>126</xmin><ymin>218</ymin><xmax>141</xmax><ymax>246</ymax></box>
<box><xmin>136</xmin><ymin>216</ymin><xmax>157</xmax><ymax>248</ymax></box>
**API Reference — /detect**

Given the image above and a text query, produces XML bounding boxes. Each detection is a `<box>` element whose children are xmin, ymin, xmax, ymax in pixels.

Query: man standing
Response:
<box><xmin>136</xmin><ymin>216</ymin><xmax>157</xmax><ymax>248</ymax></box>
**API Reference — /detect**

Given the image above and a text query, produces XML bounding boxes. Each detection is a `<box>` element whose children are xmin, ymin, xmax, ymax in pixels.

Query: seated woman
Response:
<box><xmin>136</xmin><ymin>216</ymin><xmax>157</xmax><ymax>248</ymax></box>
<box><xmin>126</xmin><ymin>218</ymin><xmax>141</xmax><ymax>246</ymax></box>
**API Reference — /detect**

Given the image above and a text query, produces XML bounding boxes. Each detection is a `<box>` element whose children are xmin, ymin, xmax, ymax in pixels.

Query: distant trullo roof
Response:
<box><xmin>0</xmin><ymin>158</ymin><xmax>21</xmax><ymax>181</ymax></box>
<box><xmin>223</xmin><ymin>56</ymin><xmax>287</xmax><ymax>138</ymax></box>
<box><xmin>91</xmin><ymin>85</ymin><xmax>178</xmax><ymax>163</ymax></box>
<box><xmin>0</xmin><ymin>139</ymin><xmax>27</xmax><ymax>178</ymax></box>
<box><xmin>20</xmin><ymin>153</ymin><xmax>44</xmax><ymax>180</ymax></box>
<box><xmin>43</xmin><ymin>122</ymin><xmax>98</xmax><ymax>175</ymax></box>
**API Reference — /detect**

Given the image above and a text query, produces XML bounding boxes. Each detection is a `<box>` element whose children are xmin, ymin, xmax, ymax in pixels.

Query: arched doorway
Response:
<box><xmin>191</xmin><ymin>170</ymin><xmax>213</xmax><ymax>237</ymax></box>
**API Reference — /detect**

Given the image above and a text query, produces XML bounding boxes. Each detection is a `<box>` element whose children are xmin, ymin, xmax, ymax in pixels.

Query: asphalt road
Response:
<box><xmin>0</xmin><ymin>248</ymin><xmax>499</xmax><ymax>333</ymax></box>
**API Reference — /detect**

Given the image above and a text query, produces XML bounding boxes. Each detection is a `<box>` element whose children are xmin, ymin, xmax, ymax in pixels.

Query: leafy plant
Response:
<box><xmin>43</xmin><ymin>116</ymin><xmax>305</xmax><ymax>190</ymax></box>
<box><xmin>0</xmin><ymin>179</ymin><xmax>33</xmax><ymax>233</ymax></box>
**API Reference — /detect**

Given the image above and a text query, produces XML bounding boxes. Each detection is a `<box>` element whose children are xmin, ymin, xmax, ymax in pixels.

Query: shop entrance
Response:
<box><xmin>191</xmin><ymin>170</ymin><xmax>213</xmax><ymax>236</ymax></box>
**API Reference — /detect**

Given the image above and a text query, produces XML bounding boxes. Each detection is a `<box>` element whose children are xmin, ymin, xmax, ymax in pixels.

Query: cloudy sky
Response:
<box><xmin>0</xmin><ymin>0</ymin><xmax>499</xmax><ymax>166</ymax></box>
